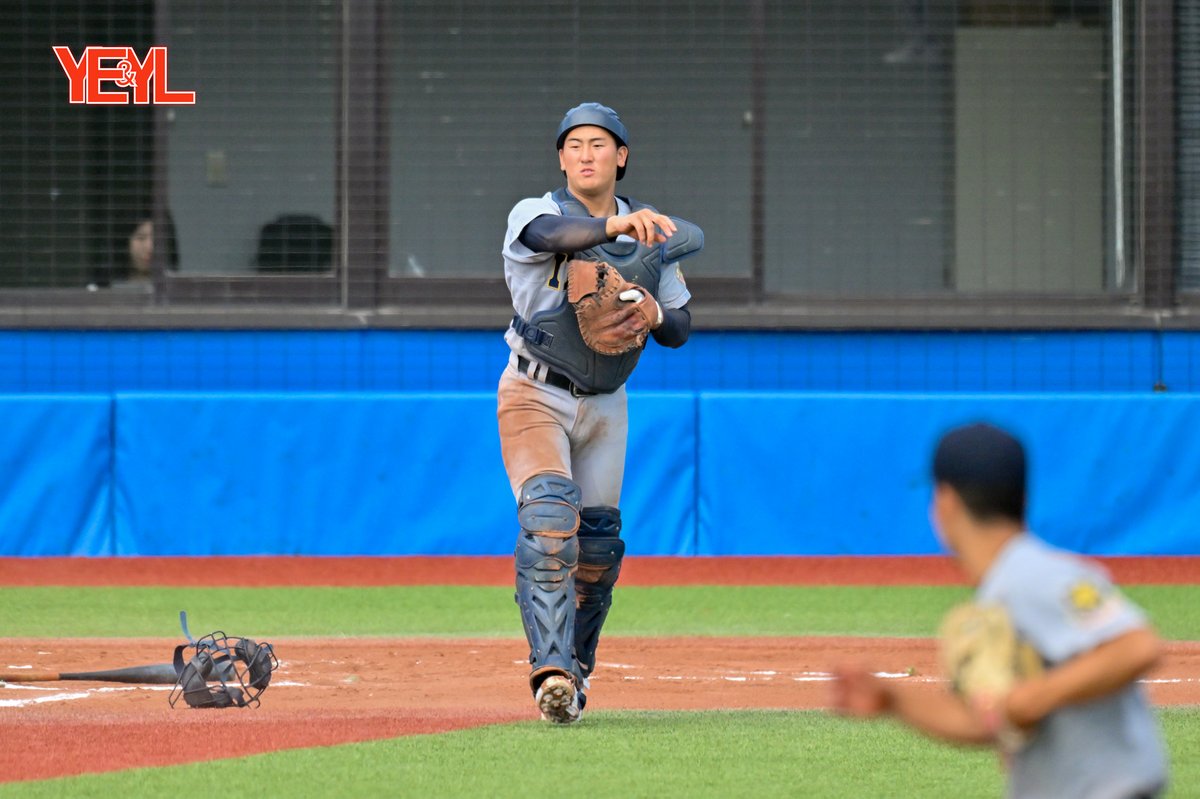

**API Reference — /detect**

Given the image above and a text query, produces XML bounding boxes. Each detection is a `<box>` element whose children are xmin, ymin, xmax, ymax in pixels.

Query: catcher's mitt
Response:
<box><xmin>567</xmin><ymin>259</ymin><xmax>659</xmax><ymax>355</ymax></box>
<box><xmin>938</xmin><ymin>602</ymin><xmax>1044</xmax><ymax>752</ymax></box>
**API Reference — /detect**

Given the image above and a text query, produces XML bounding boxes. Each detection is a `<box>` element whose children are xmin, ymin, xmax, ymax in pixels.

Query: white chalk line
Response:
<box><xmin>616</xmin><ymin>670</ymin><xmax>938</xmax><ymax>684</ymax></box>
<box><xmin>0</xmin><ymin>685</ymin><xmax>171</xmax><ymax>708</ymax></box>
<box><xmin>1141</xmin><ymin>678</ymin><xmax>1199</xmax><ymax>685</ymax></box>
<box><xmin>600</xmin><ymin>664</ymin><xmax>1200</xmax><ymax>688</ymax></box>
<box><xmin>0</xmin><ymin>680</ymin><xmax>308</xmax><ymax>708</ymax></box>
<box><xmin>0</xmin><ymin>692</ymin><xmax>94</xmax><ymax>707</ymax></box>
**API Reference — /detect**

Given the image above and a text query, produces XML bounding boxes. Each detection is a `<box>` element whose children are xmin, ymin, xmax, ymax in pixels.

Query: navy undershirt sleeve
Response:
<box><xmin>651</xmin><ymin>304</ymin><xmax>690</xmax><ymax>348</ymax></box>
<box><xmin>519</xmin><ymin>214</ymin><xmax>611</xmax><ymax>254</ymax></box>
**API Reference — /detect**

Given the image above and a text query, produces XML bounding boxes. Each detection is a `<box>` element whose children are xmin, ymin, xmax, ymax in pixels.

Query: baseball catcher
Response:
<box><xmin>169</xmin><ymin>611</ymin><xmax>278</xmax><ymax>709</ymax></box>
<box><xmin>499</xmin><ymin>102</ymin><xmax>704</xmax><ymax>724</ymax></box>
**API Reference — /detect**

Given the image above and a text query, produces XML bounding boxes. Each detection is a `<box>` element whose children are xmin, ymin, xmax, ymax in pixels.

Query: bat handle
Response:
<box><xmin>0</xmin><ymin>671</ymin><xmax>61</xmax><ymax>683</ymax></box>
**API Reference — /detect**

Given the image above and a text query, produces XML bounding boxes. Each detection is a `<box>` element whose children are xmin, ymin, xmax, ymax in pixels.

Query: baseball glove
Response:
<box><xmin>938</xmin><ymin>602</ymin><xmax>1044</xmax><ymax>752</ymax></box>
<box><xmin>567</xmin><ymin>259</ymin><xmax>660</xmax><ymax>355</ymax></box>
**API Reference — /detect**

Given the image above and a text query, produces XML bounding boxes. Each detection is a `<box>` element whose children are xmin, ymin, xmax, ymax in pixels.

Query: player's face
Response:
<box><xmin>558</xmin><ymin>126</ymin><xmax>627</xmax><ymax>195</ymax></box>
<box><xmin>930</xmin><ymin>485</ymin><xmax>958</xmax><ymax>553</ymax></box>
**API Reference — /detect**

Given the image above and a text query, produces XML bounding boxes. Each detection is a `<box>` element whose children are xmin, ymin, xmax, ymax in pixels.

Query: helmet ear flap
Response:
<box><xmin>236</xmin><ymin>637</ymin><xmax>277</xmax><ymax>691</ymax></box>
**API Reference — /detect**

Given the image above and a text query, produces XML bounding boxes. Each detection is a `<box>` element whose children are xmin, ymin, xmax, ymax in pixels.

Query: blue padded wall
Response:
<box><xmin>1</xmin><ymin>328</ymin><xmax>1197</xmax><ymax>556</ymax></box>
<box><xmin>0</xmin><ymin>329</ymin><xmax>1178</xmax><ymax>393</ymax></box>
<box><xmin>698</xmin><ymin>393</ymin><xmax>1200</xmax><ymax>556</ymax></box>
<box><xmin>1</xmin><ymin>389</ymin><xmax>1197</xmax><ymax>556</ymax></box>
<box><xmin>632</xmin><ymin>330</ymin><xmax>1162</xmax><ymax>392</ymax></box>
<box><xmin>620</xmin><ymin>393</ymin><xmax>698</xmax><ymax>556</ymax></box>
<box><xmin>113</xmin><ymin>392</ymin><xmax>516</xmax><ymax>556</ymax></box>
<box><xmin>1163</xmin><ymin>332</ymin><xmax>1200</xmax><ymax>392</ymax></box>
<box><xmin>112</xmin><ymin>392</ymin><xmax>695</xmax><ymax>556</ymax></box>
<box><xmin>0</xmin><ymin>396</ymin><xmax>111</xmax><ymax>556</ymax></box>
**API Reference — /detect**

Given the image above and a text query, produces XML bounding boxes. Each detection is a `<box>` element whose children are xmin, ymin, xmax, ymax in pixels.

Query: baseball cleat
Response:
<box><xmin>536</xmin><ymin>674</ymin><xmax>582</xmax><ymax>724</ymax></box>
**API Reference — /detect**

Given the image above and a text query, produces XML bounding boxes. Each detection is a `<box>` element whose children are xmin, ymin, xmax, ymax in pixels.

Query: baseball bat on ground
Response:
<box><xmin>0</xmin><ymin>663</ymin><xmax>178</xmax><ymax>684</ymax></box>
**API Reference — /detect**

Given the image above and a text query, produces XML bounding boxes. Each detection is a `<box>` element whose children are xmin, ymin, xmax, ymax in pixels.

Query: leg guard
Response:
<box><xmin>514</xmin><ymin>473</ymin><xmax>581</xmax><ymax>690</ymax></box>
<box><xmin>574</xmin><ymin>506</ymin><xmax>625</xmax><ymax>679</ymax></box>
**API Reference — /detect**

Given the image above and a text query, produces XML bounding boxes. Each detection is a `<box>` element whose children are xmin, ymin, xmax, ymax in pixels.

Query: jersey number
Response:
<box><xmin>546</xmin><ymin>253</ymin><xmax>568</xmax><ymax>290</ymax></box>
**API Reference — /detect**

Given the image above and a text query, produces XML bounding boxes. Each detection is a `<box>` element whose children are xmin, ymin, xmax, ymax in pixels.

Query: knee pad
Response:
<box><xmin>515</xmin><ymin>529</ymin><xmax>580</xmax><ymax>584</ymax></box>
<box><xmin>577</xmin><ymin>506</ymin><xmax>625</xmax><ymax>589</ymax></box>
<box><xmin>517</xmin><ymin>473</ymin><xmax>581</xmax><ymax>538</ymax></box>
<box><xmin>579</xmin><ymin>506</ymin><xmax>621</xmax><ymax>537</ymax></box>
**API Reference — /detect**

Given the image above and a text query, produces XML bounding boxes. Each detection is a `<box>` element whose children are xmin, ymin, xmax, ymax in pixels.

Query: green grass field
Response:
<box><xmin>3</xmin><ymin>585</ymin><xmax>1198</xmax><ymax>639</ymax></box>
<box><xmin>5</xmin><ymin>709</ymin><xmax>1200</xmax><ymax>799</ymax></box>
<box><xmin>1</xmin><ymin>584</ymin><xmax>1197</xmax><ymax>797</ymax></box>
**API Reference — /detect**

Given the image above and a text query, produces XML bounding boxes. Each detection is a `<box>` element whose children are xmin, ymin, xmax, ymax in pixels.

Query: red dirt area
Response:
<box><xmin>2</xmin><ymin>636</ymin><xmax>1199</xmax><ymax>785</ymax></box>
<box><xmin>0</xmin><ymin>555</ymin><xmax>1196</xmax><ymax>587</ymax></box>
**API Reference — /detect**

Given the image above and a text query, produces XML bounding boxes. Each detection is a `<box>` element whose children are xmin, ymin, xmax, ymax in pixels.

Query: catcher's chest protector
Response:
<box><xmin>518</xmin><ymin>188</ymin><xmax>702</xmax><ymax>394</ymax></box>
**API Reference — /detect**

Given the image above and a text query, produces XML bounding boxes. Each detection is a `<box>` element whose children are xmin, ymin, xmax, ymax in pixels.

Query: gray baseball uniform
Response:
<box><xmin>977</xmin><ymin>533</ymin><xmax>1168</xmax><ymax>799</ymax></box>
<box><xmin>502</xmin><ymin>103</ymin><xmax>701</xmax><ymax>723</ymax></box>
<box><xmin>497</xmin><ymin>191</ymin><xmax>691</xmax><ymax>504</ymax></box>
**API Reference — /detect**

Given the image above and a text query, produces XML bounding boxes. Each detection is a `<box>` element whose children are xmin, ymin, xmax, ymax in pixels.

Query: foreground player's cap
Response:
<box><xmin>932</xmin><ymin>422</ymin><xmax>1026</xmax><ymax>494</ymax></box>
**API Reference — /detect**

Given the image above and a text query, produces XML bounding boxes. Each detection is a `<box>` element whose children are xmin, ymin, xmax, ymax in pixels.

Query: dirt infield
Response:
<box><xmin>3</xmin><ymin>636</ymin><xmax>1199</xmax><ymax>784</ymax></box>
<box><xmin>1</xmin><ymin>556</ymin><xmax>1197</xmax><ymax>784</ymax></box>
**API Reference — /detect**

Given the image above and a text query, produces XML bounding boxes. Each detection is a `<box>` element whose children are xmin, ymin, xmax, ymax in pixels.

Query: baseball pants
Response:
<box><xmin>497</xmin><ymin>357</ymin><xmax>627</xmax><ymax>508</ymax></box>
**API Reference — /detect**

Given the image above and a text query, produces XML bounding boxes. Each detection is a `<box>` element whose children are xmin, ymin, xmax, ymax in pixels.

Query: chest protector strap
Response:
<box><xmin>518</xmin><ymin>189</ymin><xmax>703</xmax><ymax>394</ymax></box>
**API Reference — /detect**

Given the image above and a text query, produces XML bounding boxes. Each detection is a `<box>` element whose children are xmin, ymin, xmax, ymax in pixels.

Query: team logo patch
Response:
<box><xmin>1064</xmin><ymin>578</ymin><xmax>1128</xmax><ymax>629</ymax></box>
<box><xmin>1068</xmin><ymin>581</ymin><xmax>1104</xmax><ymax>613</ymax></box>
<box><xmin>675</xmin><ymin>265</ymin><xmax>687</xmax><ymax>287</ymax></box>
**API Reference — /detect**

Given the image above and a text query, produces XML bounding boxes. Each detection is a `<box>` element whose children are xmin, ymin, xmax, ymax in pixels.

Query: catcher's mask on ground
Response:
<box><xmin>169</xmin><ymin>630</ymin><xmax>278</xmax><ymax>709</ymax></box>
<box><xmin>557</xmin><ymin>102</ymin><xmax>629</xmax><ymax>181</ymax></box>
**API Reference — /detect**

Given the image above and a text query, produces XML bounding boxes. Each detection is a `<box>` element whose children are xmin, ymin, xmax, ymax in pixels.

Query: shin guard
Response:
<box><xmin>514</xmin><ymin>474</ymin><xmax>581</xmax><ymax>689</ymax></box>
<box><xmin>574</xmin><ymin>506</ymin><xmax>625</xmax><ymax>679</ymax></box>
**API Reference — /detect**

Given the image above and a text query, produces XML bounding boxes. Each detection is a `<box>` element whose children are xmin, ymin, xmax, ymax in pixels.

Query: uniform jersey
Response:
<box><xmin>976</xmin><ymin>534</ymin><xmax>1168</xmax><ymax>799</ymax></box>
<box><xmin>501</xmin><ymin>192</ymin><xmax>692</xmax><ymax>360</ymax></box>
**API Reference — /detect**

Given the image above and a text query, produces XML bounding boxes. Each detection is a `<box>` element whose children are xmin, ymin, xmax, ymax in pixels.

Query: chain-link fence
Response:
<box><xmin>0</xmin><ymin>1</ymin><xmax>1190</xmax><ymax>322</ymax></box>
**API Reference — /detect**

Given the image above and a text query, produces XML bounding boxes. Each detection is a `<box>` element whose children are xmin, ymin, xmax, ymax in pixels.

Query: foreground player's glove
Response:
<box><xmin>567</xmin><ymin>259</ymin><xmax>661</xmax><ymax>355</ymax></box>
<box><xmin>938</xmin><ymin>602</ymin><xmax>1045</xmax><ymax>752</ymax></box>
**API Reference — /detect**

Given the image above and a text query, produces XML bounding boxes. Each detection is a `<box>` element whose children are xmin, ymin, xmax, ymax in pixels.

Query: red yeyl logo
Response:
<box><xmin>52</xmin><ymin>46</ymin><xmax>196</xmax><ymax>105</ymax></box>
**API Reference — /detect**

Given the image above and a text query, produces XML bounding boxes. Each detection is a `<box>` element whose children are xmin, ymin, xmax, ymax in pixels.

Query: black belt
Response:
<box><xmin>516</xmin><ymin>355</ymin><xmax>596</xmax><ymax>397</ymax></box>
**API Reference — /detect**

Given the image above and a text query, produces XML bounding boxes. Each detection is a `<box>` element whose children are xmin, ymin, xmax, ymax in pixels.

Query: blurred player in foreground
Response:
<box><xmin>831</xmin><ymin>422</ymin><xmax>1168</xmax><ymax>799</ymax></box>
<box><xmin>497</xmin><ymin>102</ymin><xmax>703</xmax><ymax>723</ymax></box>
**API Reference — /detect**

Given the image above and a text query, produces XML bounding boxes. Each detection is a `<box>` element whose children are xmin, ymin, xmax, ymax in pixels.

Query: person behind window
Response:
<box><xmin>91</xmin><ymin>211</ymin><xmax>178</xmax><ymax>289</ymax></box>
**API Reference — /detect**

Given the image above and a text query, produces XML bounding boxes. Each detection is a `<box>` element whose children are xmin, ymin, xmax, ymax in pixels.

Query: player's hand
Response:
<box><xmin>830</xmin><ymin>664</ymin><xmax>893</xmax><ymax>718</ymax></box>
<box><xmin>587</xmin><ymin>303</ymin><xmax>648</xmax><ymax>351</ymax></box>
<box><xmin>618</xmin><ymin>288</ymin><xmax>663</xmax><ymax>329</ymax></box>
<box><xmin>606</xmin><ymin>208</ymin><xmax>676</xmax><ymax>248</ymax></box>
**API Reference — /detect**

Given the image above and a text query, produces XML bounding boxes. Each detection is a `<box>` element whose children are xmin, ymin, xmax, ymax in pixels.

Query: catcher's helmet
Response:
<box><xmin>556</xmin><ymin>102</ymin><xmax>629</xmax><ymax>180</ymax></box>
